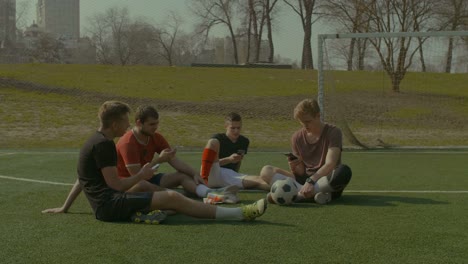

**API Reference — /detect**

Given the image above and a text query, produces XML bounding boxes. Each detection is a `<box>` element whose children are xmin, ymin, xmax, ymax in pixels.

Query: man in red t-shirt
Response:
<box><xmin>260</xmin><ymin>99</ymin><xmax>352</xmax><ymax>204</ymax></box>
<box><xmin>116</xmin><ymin>106</ymin><xmax>239</xmax><ymax>202</ymax></box>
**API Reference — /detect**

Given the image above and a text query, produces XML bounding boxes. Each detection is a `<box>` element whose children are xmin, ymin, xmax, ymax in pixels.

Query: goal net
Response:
<box><xmin>317</xmin><ymin>31</ymin><xmax>468</xmax><ymax>149</ymax></box>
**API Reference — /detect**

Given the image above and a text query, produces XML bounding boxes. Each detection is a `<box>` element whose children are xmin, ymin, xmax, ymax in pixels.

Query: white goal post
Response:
<box><xmin>317</xmin><ymin>30</ymin><xmax>468</xmax><ymax>121</ymax></box>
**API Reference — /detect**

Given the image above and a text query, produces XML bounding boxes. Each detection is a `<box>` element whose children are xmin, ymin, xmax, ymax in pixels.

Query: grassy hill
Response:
<box><xmin>0</xmin><ymin>64</ymin><xmax>466</xmax><ymax>149</ymax></box>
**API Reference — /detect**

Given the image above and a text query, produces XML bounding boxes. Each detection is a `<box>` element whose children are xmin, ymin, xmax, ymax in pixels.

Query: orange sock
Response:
<box><xmin>201</xmin><ymin>148</ymin><xmax>217</xmax><ymax>184</ymax></box>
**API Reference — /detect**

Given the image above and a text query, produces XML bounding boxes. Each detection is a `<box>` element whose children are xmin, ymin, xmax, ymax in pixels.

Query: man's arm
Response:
<box><xmin>219</xmin><ymin>153</ymin><xmax>243</xmax><ymax>167</ymax></box>
<box><xmin>288</xmin><ymin>158</ymin><xmax>305</xmax><ymax>177</ymax></box>
<box><xmin>309</xmin><ymin>147</ymin><xmax>341</xmax><ymax>182</ymax></box>
<box><xmin>298</xmin><ymin>147</ymin><xmax>341</xmax><ymax>198</ymax></box>
<box><xmin>102</xmin><ymin>163</ymin><xmax>155</xmax><ymax>192</ymax></box>
<box><xmin>42</xmin><ymin>178</ymin><xmax>82</xmax><ymax>214</ymax></box>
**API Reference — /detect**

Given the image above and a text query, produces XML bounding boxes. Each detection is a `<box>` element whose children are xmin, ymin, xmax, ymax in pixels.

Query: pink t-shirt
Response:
<box><xmin>291</xmin><ymin>123</ymin><xmax>342</xmax><ymax>176</ymax></box>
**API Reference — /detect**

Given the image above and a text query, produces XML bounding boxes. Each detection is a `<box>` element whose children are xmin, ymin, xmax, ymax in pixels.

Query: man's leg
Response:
<box><xmin>127</xmin><ymin>180</ymin><xmax>167</xmax><ymax>193</ymax></box>
<box><xmin>314</xmin><ymin>164</ymin><xmax>352</xmax><ymax>202</ymax></box>
<box><xmin>149</xmin><ymin>190</ymin><xmax>267</xmax><ymax>221</ymax></box>
<box><xmin>159</xmin><ymin>171</ymin><xmax>198</xmax><ymax>195</ymax></box>
<box><xmin>158</xmin><ymin>171</ymin><xmax>239</xmax><ymax>202</ymax></box>
<box><xmin>260</xmin><ymin>165</ymin><xmax>294</xmax><ymax>185</ymax></box>
<box><xmin>200</xmin><ymin>139</ymin><xmax>220</xmax><ymax>183</ymax></box>
<box><xmin>242</xmin><ymin>175</ymin><xmax>270</xmax><ymax>191</ymax></box>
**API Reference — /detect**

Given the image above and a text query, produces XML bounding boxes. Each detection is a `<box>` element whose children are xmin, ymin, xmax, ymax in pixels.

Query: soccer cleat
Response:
<box><xmin>204</xmin><ymin>193</ymin><xmax>226</xmax><ymax>204</ymax></box>
<box><xmin>314</xmin><ymin>192</ymin><xmax>332</xmax><ymax>205</ymax></box>
<box><xmin>131</xmin><ymin>210</ymin><xmax>167</xmax><ymax>224</ymax></box>
<box><xmin>242</xmin><ymin>198</ymin><xmax>267</xmax><ymax>221</ymax></box>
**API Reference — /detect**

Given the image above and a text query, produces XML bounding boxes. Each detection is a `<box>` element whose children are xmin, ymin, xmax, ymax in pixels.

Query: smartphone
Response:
<box><xmin>284</xmin><ymin>152</ymin><xmax>298</xmax><ymax>160</ymax></box>
<box><xmin>237</xmin><ymin>149</ymin><xmax>245</xmax><ymax>155</ymax></box>
<box><xmin>151</xmin><ymin>164</ymin><xmax>160</xmax><ymax>170</ymax></box>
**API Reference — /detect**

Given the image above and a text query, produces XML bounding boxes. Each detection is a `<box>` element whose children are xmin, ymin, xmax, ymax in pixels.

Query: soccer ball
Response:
<box><xmin>270</xmin><ymin>178</ymin><xmax>298</xmax><ymax>205</ymax></box>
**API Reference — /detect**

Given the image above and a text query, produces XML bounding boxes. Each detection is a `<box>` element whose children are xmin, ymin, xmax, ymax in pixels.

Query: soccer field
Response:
<box><xmin>0</xmin><ymin>150</ymin><xmax>467</xmax><ymax>263</ymax></box>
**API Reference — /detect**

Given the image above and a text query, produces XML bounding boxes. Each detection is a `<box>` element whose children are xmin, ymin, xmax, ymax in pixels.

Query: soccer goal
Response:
<box><xmin>316</xmin><ymin>31</ymin><xmax>468</xmax><ymax>149</ymax></box>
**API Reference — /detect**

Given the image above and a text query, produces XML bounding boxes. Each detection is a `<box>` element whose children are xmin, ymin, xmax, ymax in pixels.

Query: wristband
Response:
<box><xmin>306</xmin><ymin>177</ymin><xmax>316</xmax><ymax>185</ymax></box>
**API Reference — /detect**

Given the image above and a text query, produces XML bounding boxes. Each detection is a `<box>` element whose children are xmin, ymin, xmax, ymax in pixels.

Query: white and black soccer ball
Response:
<box><xmin>270</xmin><ymin>178</ymin><xmax>298</xmax><ymax>205</ymax></box>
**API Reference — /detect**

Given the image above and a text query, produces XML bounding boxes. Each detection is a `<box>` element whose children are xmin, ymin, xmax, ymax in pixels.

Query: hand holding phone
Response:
<box><xmin>237</xmin><ymin>150</ymin><xmax>245</xmax><ymax>155</ymax></box>
<box><xmin>284</xmin><ymin>152</ymin><xmax>298</xmax><ymax>161</ymax></box>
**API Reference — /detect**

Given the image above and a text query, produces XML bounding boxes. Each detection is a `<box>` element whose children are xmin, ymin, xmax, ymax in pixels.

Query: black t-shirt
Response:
<box><xmin>77</xmin><ymin>131</ymin><xmax>119</xmax><ymax>213</ymax></box>
<box><xmin>212</xmin><ymin>133</ymin><xmax>249</xmax><ymax>172</ymax></box>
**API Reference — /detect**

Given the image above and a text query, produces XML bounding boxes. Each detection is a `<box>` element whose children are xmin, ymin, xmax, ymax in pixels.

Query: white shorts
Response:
<box><xmin>207</xmin><ymin>162</ymin><xmax>246</xmax><ymax>188</ymax></box>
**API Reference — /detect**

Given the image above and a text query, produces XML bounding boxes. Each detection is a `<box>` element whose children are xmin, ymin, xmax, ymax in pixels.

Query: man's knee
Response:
<box><xmin>316</xmin><ymin>164</ymin><xmax>352</xmax><ymax>194</ymax></box>
<box><xmin>260</xmin><ymin>165</ymin><xmax>275</xmax><ymax>183</ymax></box>
<box><xmin>329</xmin><ymin>164</ymin><xmax>352</xmax><ymax>191</ymax></box>
<box><xmin>205</xmin><ymin>138</ymin><xmax>220</xmax><ymax>150</ymax></box>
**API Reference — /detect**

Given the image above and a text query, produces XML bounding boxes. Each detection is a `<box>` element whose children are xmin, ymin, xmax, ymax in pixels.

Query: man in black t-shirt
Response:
<box><xmin>46</xmin><ymin>101</ymin><xmax>268</xmax><ymax>224</ymax></box>
<box><xmin>200</xmin><ymin>112</ymin><xmax>269</xmax><ymax>192</ymax></box>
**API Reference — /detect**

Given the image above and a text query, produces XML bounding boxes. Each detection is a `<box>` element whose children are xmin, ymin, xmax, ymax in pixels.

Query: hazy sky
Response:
<box><xmin>21</xmin><ymin>0</ymin><xmax>333</xmax><ymax>62</ymax></box>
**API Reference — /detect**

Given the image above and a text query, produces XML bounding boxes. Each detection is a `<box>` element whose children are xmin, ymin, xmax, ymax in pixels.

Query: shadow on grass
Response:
<box><xmin>162</xmin><ymin>218</ymin><xmax>294</xmax><ymax>226</ymax></box>
<box><xmin>332</xmin><ymin>194</ymin><xmax>449</xmax><ymax>207</ymax></box>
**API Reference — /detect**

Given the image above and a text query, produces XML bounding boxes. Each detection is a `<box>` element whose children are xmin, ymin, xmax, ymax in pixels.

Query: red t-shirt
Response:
<box><xmin>291</xmin><ymin>123</ymin><xmax>342</xmax><ymax>176</ymax></box>
<box><xmin>116</xmin><ymin>130</ymin><xmax>170</xmax><ymax>178</ymax></box>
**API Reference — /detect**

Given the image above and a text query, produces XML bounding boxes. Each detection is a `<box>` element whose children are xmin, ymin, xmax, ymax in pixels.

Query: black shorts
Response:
<box><xmin>95</xmin><ymin>192</ymin><xmax>153</xmax><ymax>222</ymax></box>
<box><xmin>147</xmin><ymin>173</ymin><xmax>165</xmax><ymax>186</ymax></box>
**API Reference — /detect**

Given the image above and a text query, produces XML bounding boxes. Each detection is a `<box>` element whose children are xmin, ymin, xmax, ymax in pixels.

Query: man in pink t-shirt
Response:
<box><xmin>260</xmin><ymin>99</ymin><xmax>352</xmax><ymax>204</ymax></box>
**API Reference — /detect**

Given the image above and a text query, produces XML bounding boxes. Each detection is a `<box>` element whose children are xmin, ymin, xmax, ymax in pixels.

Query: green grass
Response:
<box><xmin>0</xmin><ymin>150</ymin><xmax>467</xmax><ymax>263</ymax></box>
<box><xmin>0</xmin><ymin>64</ymin><xmax>316</xmax><ymax>101</ymax></box>
<box><xmin>0</xmin><ymin>63</ymin><xmax>467</xmax><ymax>148</ymax></box>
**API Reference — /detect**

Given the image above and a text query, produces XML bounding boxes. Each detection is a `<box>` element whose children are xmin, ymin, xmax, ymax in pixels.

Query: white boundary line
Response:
<box><xmin>0</xmin><ymin>175</ymin><xmax>467</xmax><ymax>193</ymax></box>
<box><xmin>0</xmin><ymin>175</ymin><xmax>73</xmax><ymax>186</ymax></box>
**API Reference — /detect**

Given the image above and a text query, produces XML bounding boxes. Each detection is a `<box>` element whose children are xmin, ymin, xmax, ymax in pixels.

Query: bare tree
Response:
<box><xmin>87</xmin><ymin>13</ymin><xmax>113</xmax><ymax>64</ymax></box>
<box><xmin>364</xmin><ymin>0</ymin><xmax>431</xmax><ymax>92</ymax></box>
<box><xmin>265</xmin><ymin>0</ymin><xmax>280</xmax><ymax>63</ymax></box>
<box><xmin>156</xmin><ymin>12</ymin><xmax>182</xmax><ymax>66</ymax></box>
<box><xmin>434</xmin><ymin>0</ymin><xmax>468</xmax><ymax>73</ymax></box>
<box><xmin>190</xmin><ymin>0</ymin><xmax>241</xmax><ymax>64</ymax></box>
<box><xmin>246</xmin><ymin>0</ymin><xmax>280</xmax><ymax>62</ymax></box>
<box><xmin>409</xmin><ymin>0</ymin><xmax>435</xmax><ymax>72</ymax></box>
<box><xmin>28</xmin><ymin>33</ymin><xmax>69</xmax><ymax>63</ymax></box>
<box><xmin>106</xmin><ymin>7</ymin><xmax>133</xmax><ymax>65</ymax></box>
<box><xmin>284</xmin><ymin>0</ymin><xmax>321</xmax><ymax>69</ymax></box>
<box><xmin>321</xmin><ymin>0</ymin><xmax>372</xmax><ymax>70</ymax></box>
<box><xmin>86</xmin><ymin>6</ymin><xmax>159</xmax><ymax>66</ymax></box>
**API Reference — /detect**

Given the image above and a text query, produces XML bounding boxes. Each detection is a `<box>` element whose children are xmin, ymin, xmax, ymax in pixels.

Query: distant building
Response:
<box><xmin>0</xmin><ymin>0</ymin><xmax>16</xmax><ymax>48</ymax></box>
<box><xmin>37</xmin><ymin>0</ymin><xmax>80</xmax><ymax>39</ymax></box>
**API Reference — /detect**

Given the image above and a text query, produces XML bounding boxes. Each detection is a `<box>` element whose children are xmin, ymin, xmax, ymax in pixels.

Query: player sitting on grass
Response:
<box><xmin>200</xmin><ymin>112</ymin><xmax>270</xmax><ymax>194</ymax></box>
<box><xmin>44</xmin><ymin>101</ymin><xmax>267</xmax><ymax>224</ymax></box>
<box><xmin>114</xmin><ymin>105</ymin><xmax>239</xmax><ymax>203</ymax></box>
<box><xmin>260</xmin><ymin>98</ymin><xmax>352</xmax><ymax>204</ymax></box>
<box><xmin>43</xmin><ymin>105</ymin><xmax>239</xmax><ymax>215</ymax></box>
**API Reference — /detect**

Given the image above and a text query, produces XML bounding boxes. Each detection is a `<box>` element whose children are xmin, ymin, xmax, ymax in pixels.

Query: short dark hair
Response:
<box><xmin>225</xmin><ymin>112</ymin><xmax>242</xmax><ymax>122</ymax></box>
<box><xmin>98</xmin><ymin>101</ymin><xmax>131</xmax><ymax>129</ymax></box>
<box><xmin>135</xmin><ymin>105</ymin><xmax>159</xmax><ymax>123</ymax></box>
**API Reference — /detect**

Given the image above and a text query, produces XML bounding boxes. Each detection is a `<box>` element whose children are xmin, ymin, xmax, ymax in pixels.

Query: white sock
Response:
<box><xmin>195</xmin><ymin>184</ymin><xmax>211</xmax><ymax>197</ymax></box>
<box><xmin>215</xmin><ymin>207</ymin><xmax>243</xmax><ymax>220</ymax></box>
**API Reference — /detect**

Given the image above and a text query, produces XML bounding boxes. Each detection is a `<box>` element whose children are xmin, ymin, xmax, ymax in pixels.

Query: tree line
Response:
<box><xmin>14</xmin><ymin>0</ymin><xmax>467</xmax><ymax>75</ymax></box>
